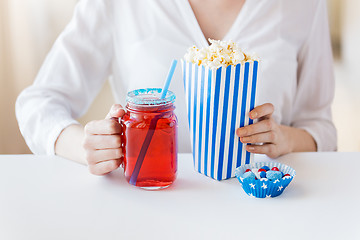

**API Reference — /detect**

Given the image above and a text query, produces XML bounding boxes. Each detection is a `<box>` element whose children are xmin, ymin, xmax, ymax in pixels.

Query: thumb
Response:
<box><xmin>105</xmin><ymin>104</ymin><xmax>125</xmax><ymax>119</ymax></box>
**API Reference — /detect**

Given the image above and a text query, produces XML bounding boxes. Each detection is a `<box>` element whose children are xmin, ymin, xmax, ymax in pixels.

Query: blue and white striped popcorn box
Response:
<box><xmin>182</xmin><ymin>60</ymin><xmax>259</xmax><ymax>180</ymax></box>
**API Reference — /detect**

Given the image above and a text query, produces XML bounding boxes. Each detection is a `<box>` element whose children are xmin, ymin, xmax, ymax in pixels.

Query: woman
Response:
<box><xmin>16</xmin><ymin>0</ymin><xmax>337</xmax><ymax>175</ymax></box>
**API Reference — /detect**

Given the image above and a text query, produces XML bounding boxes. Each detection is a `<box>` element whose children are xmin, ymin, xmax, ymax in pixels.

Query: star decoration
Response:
<box><xmin>278</xmin><ymin>186</ymin><xmax>284</xmax><ymax>191</ymax></box>
<box><xmin>240</xmin><ymin>177</ymin><xmax>244</xmax><ymax>182</ymax></box>
<box><xmin>249</xmin><ymin>183</ymin><xmax>256</xmax><ymax>189</ymax></box>
<box><xmin>266</xmin><ymin>194</ymin><xmax>272</xmax><ymax>198</ymax></box>
<box><xmin>261</xmin><ymin>183</ymin><xmax>268</xmax><ymax>189</ymax></box>
<box><xmin>248</xmin><ymin>193</ymin><xmax>254</xmax><ymax>197</ymax></box>
<box><xmin>273</xmin><ymin>179</ymin><xmax>280</xmax><ymax>183</ymax></box>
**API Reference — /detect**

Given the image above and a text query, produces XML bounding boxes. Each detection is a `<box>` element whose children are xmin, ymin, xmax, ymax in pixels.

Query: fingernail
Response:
<box><xmin>111</xmin><ymin>106</ymin><xmax>119</xmax><ymax>114</ymax></box>
<box><xmin>250</xmin><ymin>112</ymin><xmax>257</xmax><ymax>119</ymax></box>
<box><xmin>236</xmin><ymin>129</ymin><xmax>242</xmax><ymax>137</ymax></box>
<box><xmin>248</xmin><ymin>146</ymin><xmax>255</xmax><ymax>151</ymax></box>
<box><xmin>237</xmin><ymin>129</ymin><xmax>245</xmax><ymax>137</ymax></box>
<box><xmin>111</xmin><ymin>105</ymin><xmax>123</xmax><ymax>115</ymax></box>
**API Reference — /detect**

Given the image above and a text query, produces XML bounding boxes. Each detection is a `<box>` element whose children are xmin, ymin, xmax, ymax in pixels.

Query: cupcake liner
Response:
<box><xmin>235</xmin><ymin>162</ymin><xmax>296</xmax><ymax>198</ymax></box>
<box><xmin>182</xmin><ymin>60</ymin><xmax>259</xmax><ymax>180</ymax></box>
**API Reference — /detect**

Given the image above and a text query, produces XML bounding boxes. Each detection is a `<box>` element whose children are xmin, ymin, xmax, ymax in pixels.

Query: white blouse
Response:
<box><xmin>16</xmin><ymin>0</ymin><xmax>337</xmax><ymax>155</ymax></box>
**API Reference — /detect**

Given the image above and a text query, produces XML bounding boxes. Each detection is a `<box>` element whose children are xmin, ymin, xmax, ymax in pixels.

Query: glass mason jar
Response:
<box><xmin>120</xmin><ymin>88</ymin><xmax>178</xmax><ymax>190</ymax></box>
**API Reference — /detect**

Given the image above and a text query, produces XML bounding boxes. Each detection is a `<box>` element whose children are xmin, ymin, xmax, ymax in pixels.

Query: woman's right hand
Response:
<box><xmin>83</xmin><ymin>104</ymin><xmax>125</xmax><ymax>175</ymax></box>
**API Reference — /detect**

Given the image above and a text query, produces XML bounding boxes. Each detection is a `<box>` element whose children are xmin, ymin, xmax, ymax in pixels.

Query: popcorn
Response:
<box><xmin>184</xmin><ymin>39</ymin><xmax>258</xmax><ymax>69</ymax></box>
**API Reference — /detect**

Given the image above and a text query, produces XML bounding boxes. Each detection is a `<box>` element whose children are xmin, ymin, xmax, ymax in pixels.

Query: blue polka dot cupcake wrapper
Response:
<box><xmin>235</xmin><ymin>162</ymin><xmax>296</xmax><ymax>198</ymax></box>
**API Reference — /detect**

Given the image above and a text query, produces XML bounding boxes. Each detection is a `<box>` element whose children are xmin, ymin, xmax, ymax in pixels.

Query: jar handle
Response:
<box><xmin>110</xmin><ymin>114</ymin><xmax>125</xmax><ymax>168</ymax></box>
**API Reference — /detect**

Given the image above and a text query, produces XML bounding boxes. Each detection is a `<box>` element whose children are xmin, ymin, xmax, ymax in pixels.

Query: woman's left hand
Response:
<box><xmin>236</xmin><ymin>103</ymin><xmax>292</xmax><ymax>158</ymax></box>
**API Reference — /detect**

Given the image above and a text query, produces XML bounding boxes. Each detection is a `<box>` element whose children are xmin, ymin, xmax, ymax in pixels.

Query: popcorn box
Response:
<box><xmin>182</xmin><ymin>60</ymin><xmax>259</xmax><ymax>180</ymax></box>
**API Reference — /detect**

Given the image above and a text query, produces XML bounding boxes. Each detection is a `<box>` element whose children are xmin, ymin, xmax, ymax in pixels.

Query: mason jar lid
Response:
<box><xmin>126</xmin><ymin>88</ymin><xmax>176</xmax><ymax>106</ymax></box>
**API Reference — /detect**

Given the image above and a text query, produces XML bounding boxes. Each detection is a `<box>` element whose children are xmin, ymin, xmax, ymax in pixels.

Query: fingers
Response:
<box><xmin>106</xmin><ymin>104</ymin><xmax>125</xmax><ymax>119</ymax></box>
<box><xmin>240</xmin><ymin>131</ymin><xmax>276</xmax><ymax>144</ymax></box>
<box><xmin>249</xmin><ymin>103</ymin><xmax>274</xmax><ymax>120</ymax></box>
<box><xmin>83</xmin><ymin>116</ymin><xmax>124</xmax><ymax>175</ymax></box>
<box><xmin>85</xmin><ymin>148</ymin><xmax>123</xmax><ymax>175</ymax></box>
<box><xmin>84</xmin><ymin>119</ymin><xmax>122</xmax><ymax>135</ymax></box>
<box><xmin>83</xmin><ymin>134</ymin><xmax>122</xmax><ymax>150</ymax></box>
<box><xmin>85</xmin><ymin>148</ymin><xmax>123</xmax><ymax>165</ymax></box>
<box><xmin>88</xmin><ymin>159</ymin><xmax>122</xmax><ymax>176</ymax></box>
<box><xmin>246</xmin><ymin>144</ymin><xmax>279</xmax><ymax>159</ymax></box>
<box><xmin>236</xmin><ymin>119</ymin><xmax>275</xmax><ymax>137</ymax></box>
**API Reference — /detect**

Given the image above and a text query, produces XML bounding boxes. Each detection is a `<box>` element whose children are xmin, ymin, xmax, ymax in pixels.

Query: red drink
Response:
<box><xmin>120</xmin><ymin>88</ymin><xmax>177</xmax><ymax>190</ymax></box>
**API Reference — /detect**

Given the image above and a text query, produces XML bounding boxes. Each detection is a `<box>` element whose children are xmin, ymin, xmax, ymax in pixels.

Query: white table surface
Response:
<box><xmin>0</xmin><ymin>153</ymin><xmax>359</xmax><ymax>240</ymax></box>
